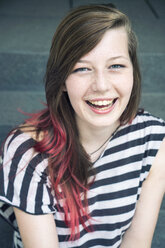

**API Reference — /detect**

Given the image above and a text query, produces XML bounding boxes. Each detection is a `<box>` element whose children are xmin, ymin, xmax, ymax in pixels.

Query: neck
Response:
<box><xmin>77</xmin><ymin>119</ymin><xmax>120</xmax><ymax>156</ymax></box>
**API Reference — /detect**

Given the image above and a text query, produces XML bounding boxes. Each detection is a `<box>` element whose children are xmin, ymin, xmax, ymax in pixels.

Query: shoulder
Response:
<box><xmin>0</xmin><ymin>127</ymin><xmax>55</xmax><ymax>216</ymax></box>
<box><xmin>115</xmin><ymin>111</ymin><xmax>165</xmax><ymax>153</ymax></box>
<box><xmin>117</xmin><ymin>111</ymin><xmax>165</xmax><ymax>141</ymax></box>
<box><xmin>1</xmin><ymin>125</ymin><xmax>48</xmax><ymax>176</ymax></box>
<box><xmin>130</xmin><ymin>110</ymin><xmax>165</xmax><ymax>154</ymax></box>
<box><xmin>3</xmin><ymin>124</ymin><xmax>44</xmax><ymax>155</ymax></box>
<box><xmin>134</xmin><ymin>110</ymin><xmax>165</xmax><ymax>126</ymax></box>
<box><xmin>131</xmin><ymin>110</ymin><xmax>165</xmax><ymax>136</ymax></box>
<box><xmin>3</xmin><ymin>128</ymin><xmax>36</xmax><ymax>160</ymax></box>
<box><xmin>19</xmin><ymin>123</ymin><xmax>44</xmax><ymax>141</ymax></box>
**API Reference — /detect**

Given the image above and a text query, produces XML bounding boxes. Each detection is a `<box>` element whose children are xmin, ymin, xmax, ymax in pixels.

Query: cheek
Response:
<box><xmin>65</xmin><ymin>79</ymin><xmax>83</xmax><ymax>108</ymax></box>
<box><xmin>116</xmin><ymin>75</ymin><xmax>133</xmax><ymax>97</ymax></box>
<box><xmin>65</xmin><ymin>76</ymin><xmax>89</xmax><ymax>99</ymax></box>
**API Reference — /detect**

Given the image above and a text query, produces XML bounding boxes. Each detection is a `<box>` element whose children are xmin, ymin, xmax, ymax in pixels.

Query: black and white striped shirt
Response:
<box><xmin>0</xmin><ymin>111</ymin><xmax>165</xmax><ymax>248</ymax></box>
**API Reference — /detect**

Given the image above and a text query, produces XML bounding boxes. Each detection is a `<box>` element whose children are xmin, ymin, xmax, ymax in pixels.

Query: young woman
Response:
<box><xmin>0</xmin><ymin>4</ymin><xmax>165</xmax><ymax>248</ymax></box>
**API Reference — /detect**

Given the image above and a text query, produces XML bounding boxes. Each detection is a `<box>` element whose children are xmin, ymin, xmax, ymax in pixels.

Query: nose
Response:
<box><xmin>91</xmin><ymin>71</ymin><xmax>111</xmax><ymax>92</ymax></box>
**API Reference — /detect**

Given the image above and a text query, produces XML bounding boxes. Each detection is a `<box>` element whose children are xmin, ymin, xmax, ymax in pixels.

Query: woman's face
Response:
<box><xmin>65</xmin><ymin>27</ymin><xmax>133</xmax><ymax>131</ymax></box>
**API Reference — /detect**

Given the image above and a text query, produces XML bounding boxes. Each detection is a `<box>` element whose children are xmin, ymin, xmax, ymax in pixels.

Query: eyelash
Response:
<box><xmin>72</xmin><ymin>67</ymin><xmax>90</xmax><ymax>73</ymax></box>
<box><xmin>110</xmin><ymin>64</ymin><xmax>125</xmax><ymax>69</ymax></box>
<box><xmin>72</xmin><ymin>64</ymin><xmax>125</xmax><ymax>73</ymax></box>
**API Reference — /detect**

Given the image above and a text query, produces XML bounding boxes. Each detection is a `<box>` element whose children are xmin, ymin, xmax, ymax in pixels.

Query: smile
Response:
<box><xmin>86</xmin><ymin>98</ymin><xmax>118</xmax><ymax>113</ymax></box>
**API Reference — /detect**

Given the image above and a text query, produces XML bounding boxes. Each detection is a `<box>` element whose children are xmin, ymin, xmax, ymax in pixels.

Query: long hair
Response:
<box><xmin>24</xmin><ymin>4</ymin><xmax>141</xmax><ymax>240</ymax></box>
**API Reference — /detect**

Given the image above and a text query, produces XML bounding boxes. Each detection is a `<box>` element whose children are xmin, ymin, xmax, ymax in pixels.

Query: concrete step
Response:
<box><xmin>0</xmin><ymin>52</ymin><xmax>165</xmax><ymax>92</ymax></box>
<box><xmin>0</xmin><ymin>0</ymin><xmax>70</xmax><ymax>54</ymax></box>
<box><xmin>0</xmin><ymin>0</ymin><xmax>164</xmax><ymax>54</ymax></box>
<box><xmin>141</xmin><ymin>93</ymin><xmax>165</xmax><ymax>121</ymax></box>
<box><xmin>0</xmin><ymin>91</ymin><xmax>45</xmax><ymax>126</ymax></box>
<box><xmin>0</xmin><ymin>90</ymin><xmax>165</xmax><ymax>125</ymax></box>
<box><xmin>0</xmin><ymin>0</ymin><xmax>70</xmax><ymax>17</ymax></box>
<box><xmin>152</xmin><ymin>209</ymin><xmax>165</xmax><ymax>247</ymax></box>
<box><xmin>0</xmin><ymin>217</ymin><xmax>13</xmax><ymax>248</ymax></box>
<box><xmin>0</xmin><ymin>91</ymin><xmax>165</xmax><ymax>150</ymax></box>
<box><xmin>0</xmin><ymin>52</ymin><xmax>46</xmax><ymax>91</ymax></box>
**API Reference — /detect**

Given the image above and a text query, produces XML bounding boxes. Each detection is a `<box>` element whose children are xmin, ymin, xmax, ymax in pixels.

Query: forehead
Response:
<box><xmin>81</xmin><ymin>27</ymin><xmax>129</xmax><ymax>61</ymax></box>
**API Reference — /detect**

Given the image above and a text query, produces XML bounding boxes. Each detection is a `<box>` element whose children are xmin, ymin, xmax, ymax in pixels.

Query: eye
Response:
<box><xmin>72</xmin><ymin>67</ymin><xmax>91</xmax><ymax>73</ymax></box>
<box><xmin>109</xmin><ymin>64</ymin><xmax>125</xmax><ymax>70</ymax></box>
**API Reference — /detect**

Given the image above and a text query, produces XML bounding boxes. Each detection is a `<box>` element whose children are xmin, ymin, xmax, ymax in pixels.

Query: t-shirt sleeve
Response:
<box><xmin>139</xmin><ymin>113</ymin><xmax>165</xmax><ymax>182</ymax></box>
<box><xmin>0</xmin><ymin>130</ymin><xmax>56</xmax><ymax>216</ymax></box>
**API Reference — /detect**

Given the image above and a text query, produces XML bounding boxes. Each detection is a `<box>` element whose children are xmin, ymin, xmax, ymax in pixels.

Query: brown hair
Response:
<box><xmin>31</xmin><ymin>4</ymin><xmax>141</xmax><ymax>239</ymax></box>
<box><xmin>45</xmin><ymin>4</ymin><xmax>141</xmax><ymax>125</ymax></box>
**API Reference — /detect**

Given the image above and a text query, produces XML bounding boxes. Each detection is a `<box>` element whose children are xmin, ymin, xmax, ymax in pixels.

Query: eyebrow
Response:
<box><xmin>78</xmin><ymin>56</ymin><xmax>129</xmax><ymax>64</ymax></box>
<box><xmin>108</xmin><ymin>56</ymin><xmax>130</xmax><ymax>61</ymax></box>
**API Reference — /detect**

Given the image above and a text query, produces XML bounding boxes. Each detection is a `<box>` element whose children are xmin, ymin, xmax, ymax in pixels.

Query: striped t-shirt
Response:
<box><xmin>0</xmin><ymin>111</ymin><xmax>165</xmax><ymax>248</ymax></box>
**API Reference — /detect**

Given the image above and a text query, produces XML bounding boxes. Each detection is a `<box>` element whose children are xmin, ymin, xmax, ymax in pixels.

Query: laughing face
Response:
<box><xmin>65</xmin><ymin>27</ymin><xmax>133</xmax><ymax>131</ymax></box>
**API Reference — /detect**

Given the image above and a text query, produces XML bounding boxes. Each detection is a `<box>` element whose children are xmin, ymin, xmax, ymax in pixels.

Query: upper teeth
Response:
<box><xmin>89</xmin><ymin>100</ymin><xmax>113</xmax><ymax>106</ymax></box>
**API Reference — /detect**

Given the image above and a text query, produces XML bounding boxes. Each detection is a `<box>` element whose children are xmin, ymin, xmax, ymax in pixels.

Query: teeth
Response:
<box><xmin>89</xmin><ymin>100</ymin><xmax>113</xmax><ymax>106</ymax></box>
